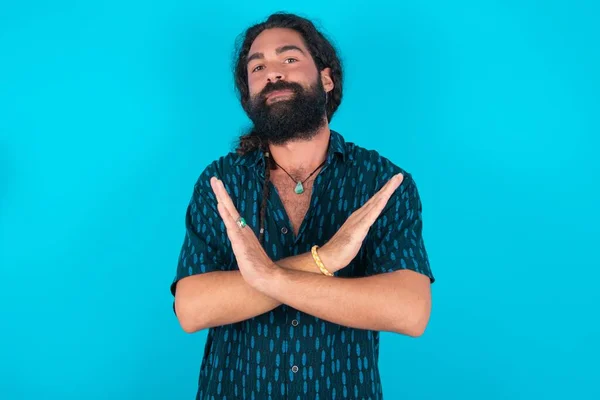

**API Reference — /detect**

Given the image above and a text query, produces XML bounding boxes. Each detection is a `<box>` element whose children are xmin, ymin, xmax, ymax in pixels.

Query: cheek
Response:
<box><xmin>247</xmin><ymin>75</ymin><xmax>264</xmax><ymax>97</ymax></box>
<box><xmin>289</xmin><ymin>67</ymin><xmax>320</xmax><ymax>88</ymax></box>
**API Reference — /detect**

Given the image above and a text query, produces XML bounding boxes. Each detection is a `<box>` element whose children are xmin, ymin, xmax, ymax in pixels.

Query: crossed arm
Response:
<box><xmin>175</xmin><ymin>253</ymin><xmax>430</xmax><ymax>336</ymax></box>
<box><xmin>174</xmin><ymin>175</ymin><xmax>432</xmax><ymax>337</ymax></box>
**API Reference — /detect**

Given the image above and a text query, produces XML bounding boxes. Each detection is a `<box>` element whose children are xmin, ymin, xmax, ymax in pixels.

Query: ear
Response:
<box><xmin>320</xmin><ymin>67</ymin><xmax>334</xmax><ymax>93</ymax></box>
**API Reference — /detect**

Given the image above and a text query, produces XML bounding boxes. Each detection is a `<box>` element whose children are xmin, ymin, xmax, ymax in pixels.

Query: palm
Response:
<box><xmin>210</xmin><ymin>177</ymin><xmax>276</xmax><ymax>286</ymax></box>
<box><xmin>322</xmin><ymin>173</ymin><xmax>404</xmax><ymax>271</ymax></box>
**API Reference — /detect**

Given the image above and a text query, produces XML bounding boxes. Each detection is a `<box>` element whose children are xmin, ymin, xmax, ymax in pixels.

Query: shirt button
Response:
<box><xmin>291</xmin><ymin>365</ymin><xmax>299</xmax><ymax>373</ymax></box>
<box><xmin>291</xmin><ymin>319</ymin><xmax>299</xmax><ymax>326</ymax></box>
<box><xmin>281</xmin><ymin>227</ymin><xmax>288</xmax><ymax>234</ymax></box>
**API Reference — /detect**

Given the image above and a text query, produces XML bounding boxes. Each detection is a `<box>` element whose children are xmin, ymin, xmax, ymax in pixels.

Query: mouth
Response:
<box><xmin>265</xmin><ymin>89</ymin><xmax>294</xmax><ymax>103</ymax></box>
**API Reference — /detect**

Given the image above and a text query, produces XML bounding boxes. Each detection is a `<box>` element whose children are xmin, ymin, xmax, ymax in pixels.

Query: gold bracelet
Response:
<box><xmin>311</xmin><ymin>245</ymin><xmax>334</xmax><ymax>276</ymax></box>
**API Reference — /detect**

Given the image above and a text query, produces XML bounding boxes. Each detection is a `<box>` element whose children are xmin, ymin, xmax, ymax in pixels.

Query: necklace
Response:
<box><xmin>267</xmin><ymin>152</ymin><xmax>326</xmax><ymax>195</ymax></box>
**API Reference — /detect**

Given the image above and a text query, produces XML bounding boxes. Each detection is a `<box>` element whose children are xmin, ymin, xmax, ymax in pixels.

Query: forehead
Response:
<box><xmin>248</xmin><ymin>28</ymin><xmax>309</xmax><ymax>55</ymax></box>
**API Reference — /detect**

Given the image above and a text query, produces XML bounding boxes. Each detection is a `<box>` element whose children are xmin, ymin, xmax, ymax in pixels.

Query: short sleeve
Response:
<box><xmin>365</xmin><ymin>173</ymin><xmax>435</xmax><ymax>283</ymax></box>
<box><xmin>170</xmin><ymin>170</ymin><xmax>232</xmax><ymax>299</ymax></box>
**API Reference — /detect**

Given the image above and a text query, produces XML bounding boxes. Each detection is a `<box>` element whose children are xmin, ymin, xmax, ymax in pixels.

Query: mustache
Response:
<box><xmin>259</xmin><ymin>81</ymin><xmax>303</xmax><ymax>100</ymax></box>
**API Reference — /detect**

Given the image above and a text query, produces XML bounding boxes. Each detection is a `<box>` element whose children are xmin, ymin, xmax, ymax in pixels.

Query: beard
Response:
<box><xmin>246</xmin><ymin>77</ymin><xmax>327</xmax><ymax>146</ymax></box>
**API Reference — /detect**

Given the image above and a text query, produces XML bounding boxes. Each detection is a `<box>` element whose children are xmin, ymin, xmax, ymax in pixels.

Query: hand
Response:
<box><xmin>210</xmin><ymin>176</ymin><xmax>278</xmax><ymax>290</ymax></box>
<box><xmin>319</xmin><ymin>173</ymin><xmax>404</xmax><ymax>272</ymax></box>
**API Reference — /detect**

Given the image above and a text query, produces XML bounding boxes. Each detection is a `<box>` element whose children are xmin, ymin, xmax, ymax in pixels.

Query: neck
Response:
<box><xmin>268</xmin><ymin>124</ymin><xmax>331</xmax><ymax>176</ymax></box>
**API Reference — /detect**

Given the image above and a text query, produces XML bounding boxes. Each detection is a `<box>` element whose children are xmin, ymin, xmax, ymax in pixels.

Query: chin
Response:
<box><xmin>266</xmin><ymin>101</ymin><xmax>294</xmax><ymax>116</ymax></box>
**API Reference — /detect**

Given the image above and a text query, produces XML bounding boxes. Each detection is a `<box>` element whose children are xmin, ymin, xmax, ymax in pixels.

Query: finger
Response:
<box><xmin>373</xmin><ymin>174</ymin><xmax>403</xmax><ymax>210</ymax></box>
<box><xmin>210</xmin><ymin>177</ymin><xmax>241</xmax><ymax>220</ymax></box>
<box><xmin>355</xmin><ymin>174</ymin><xmax>403</xmax><ymax>229</ymax></box>
<box><xmin>216</xmin><ymin>179</ymin><xmax>241</xmax><ymax>220</ymax></box>
<box><xmin>210</xmin><ymin>177</ymin><xmax>223</xmax><ymax>203</ymax></box>
<box><xmin>357</xmin><ymin>173</ymin><xmax>404</xmax><ymax>215</ymax></box>
<box><xmin>384</xmin><ymin>173</ymin><xmax>404</xmax><ymax>196</ymax></box>
<box><xmin>217</xmin><ymin>201</ymin><xmax>241</xmax><ymax>238</ymax></box>
<box><xmin>363</xmin><ymin>174</ymin><xmax>404</xmax><ymax>225</ymax></box>
<box><xmin>374</xmin><ymin>173</ymin><xmax>403</xmax><ymax>199</ymax></box>
<box><xmin>365</xmin><ymin>173</ymin><xmax>402</xmax><ymax>206</ymax></box>
<box><xmin>218</xmin><ymin>202</ymin><xmax>258</xmax><ymax>258</ymax></box>
<box><xmin>366</xmin><ymin>193</ymin><xmax>394</xmax><ymax>225</ymax></box>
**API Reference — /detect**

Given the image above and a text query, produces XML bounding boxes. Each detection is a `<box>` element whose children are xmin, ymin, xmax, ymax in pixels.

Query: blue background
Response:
<box><xmin>1</xmin><ymin>1</ymin><xmax>598</xmax><ymax>399</ymax></box>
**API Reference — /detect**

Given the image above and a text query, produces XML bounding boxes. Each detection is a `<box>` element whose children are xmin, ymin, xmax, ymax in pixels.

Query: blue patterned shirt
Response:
<box><xmin>170</xmin><ymin>130</ymin><xmax>435</xmax><ymax>399</ymax></box>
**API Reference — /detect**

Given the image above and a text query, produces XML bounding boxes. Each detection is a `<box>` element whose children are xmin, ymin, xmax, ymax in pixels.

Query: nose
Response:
<box><xmin>266</xmin><ymin>70</ymin><xmax>284</xmax><ymax>82</ymax></box>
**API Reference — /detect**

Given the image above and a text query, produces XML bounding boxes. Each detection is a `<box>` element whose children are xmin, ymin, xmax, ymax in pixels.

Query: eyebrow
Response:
<box><xmin>246</xmin><ymin>45</ymin><xmax>306</xmax><ymax>65</ymax></box>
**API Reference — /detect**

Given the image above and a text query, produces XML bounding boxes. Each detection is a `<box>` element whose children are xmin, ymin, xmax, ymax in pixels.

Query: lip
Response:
<box><xmin>265</xmin><ymin>89</ymin><xmax>294</xmax><ymax>101</ymax></box>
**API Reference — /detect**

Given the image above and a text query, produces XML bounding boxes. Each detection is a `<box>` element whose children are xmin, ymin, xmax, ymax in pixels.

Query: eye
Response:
<box><xmin>284</xmin><ymin>57</ymin><xmax>298</xmax><ymax>64</ymax></box>
<box><xmin>251</xmin><ymin>65</ymin><xmax>265</xmax><ymax>73</ymax></box>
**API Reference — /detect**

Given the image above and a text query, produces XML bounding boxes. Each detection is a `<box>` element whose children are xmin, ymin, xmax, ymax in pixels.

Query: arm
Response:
<box><xmin>181</xmin><ymin>172</ymin><xmax>434</xmax><ymax>337</ymax></box>
<box><xmin>176</xmin><ymin>245</ymin><xmax>430</xmax><ymax>335</ymax></box>
<box><xmin>260</xmin><ymin>266</ymin><xmax>431</xmax><ymax>336</ymax></box>
<box><xmin>175</xmin><ymin>270</ymin><xmax>278</xmax><ymax>333</ymax></box>
<box><xmin>260</xmin><ymin>173</ymin><xmax>433</xmax><ymax>336</ymax></box>
<box><xmin>172</xmin><ymin>171</ymin><xmax>341</xmax><ymax>334</ymax></box>
<box><xmin>175</xmin><ymin>253</ymin><xmax>329</xmax><ymax>333</ymax></box>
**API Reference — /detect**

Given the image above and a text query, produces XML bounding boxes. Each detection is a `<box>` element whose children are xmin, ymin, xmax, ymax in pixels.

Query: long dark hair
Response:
<box><xmin>232</xmin><ymin>12</ymin><xmax>344</xmax><ymax>243</ymax></box>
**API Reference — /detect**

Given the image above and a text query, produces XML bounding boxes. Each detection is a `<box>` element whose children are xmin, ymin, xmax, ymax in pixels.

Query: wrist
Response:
<box><xmin>317</xmin><ymin>243</ymin><xmax>339</xmax><ymax>274</ymax></box>
<box><xmin>254</xmin><ymin>262</ymin><xmax>281</xmax><ymax>293</ymax></box>
<box><xmin>264</xmin><ymin>263</ymin><xmax>289</xmax><ymax>297</ymax></box>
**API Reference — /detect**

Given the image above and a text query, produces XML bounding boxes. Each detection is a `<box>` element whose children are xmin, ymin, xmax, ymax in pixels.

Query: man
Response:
<box><xmin>170</xmin><ymin>12</ymin><xmax>435</xmax><ymax>400</ymax></box>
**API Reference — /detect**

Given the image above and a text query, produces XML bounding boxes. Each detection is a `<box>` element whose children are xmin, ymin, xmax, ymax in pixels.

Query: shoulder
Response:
<box><xmin>192</xmin><ymin>151</ymin><xmax>248</xmax><ymax>192</ymax></box>
<box><xmin>344</xmin><ymin>141</ymin><xmax>425</xmax><ymax>224</ymax></box>
<box><xmin>344</xmin><ymin>140</ymin><xmax>416</xmax><ymax>192</ymax></box>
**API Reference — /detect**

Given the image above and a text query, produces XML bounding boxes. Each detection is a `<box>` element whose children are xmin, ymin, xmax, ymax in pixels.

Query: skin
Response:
<box><xmin>174</xmin><ymin>28</ymin><xmax>431</xmax><ymax>337</ymax></box>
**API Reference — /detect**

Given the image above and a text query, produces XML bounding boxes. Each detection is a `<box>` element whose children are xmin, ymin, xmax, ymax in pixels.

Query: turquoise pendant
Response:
<box><xmin>294</xmin><ymin>181</ymin><xmax>304</xmax><ymax>194</ymax></box>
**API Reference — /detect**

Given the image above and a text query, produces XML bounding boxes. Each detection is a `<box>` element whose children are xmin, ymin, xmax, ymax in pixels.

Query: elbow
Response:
<box><xmin>403</xmin><ymin>318</ymin><xmax>428</xmax><ymax>338</ymax></box>
<box><xmin>394</xmin><ymin>300</ymin><xmax>431</xmax><ymax>338</ymax></box>
<box><xmin>179</xmin><ymin>317</ymin><xmax>201</xmax><ymax>334</ymax></box>
<box><xmin>174</xmin><ymin>296</ymin><xmax>206</xmax><ymax>334</ymax></box>
<box><xmin>181</xmin><ymin>324</ymin><xmax>201</xmax><ymax>334</ymax></box>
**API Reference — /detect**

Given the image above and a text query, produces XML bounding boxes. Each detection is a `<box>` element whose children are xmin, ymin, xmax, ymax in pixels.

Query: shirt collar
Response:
<box><xmin>235</xmin><ymin>129</ymin><xmax>347</xmax><ymax>168</ymax></box>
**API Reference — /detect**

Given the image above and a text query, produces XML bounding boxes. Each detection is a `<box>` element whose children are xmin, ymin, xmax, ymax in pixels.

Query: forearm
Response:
<box><xmin>260</xmin><ymin>268</ymin><xmax>430</xmax><ymax>336</ymax></box>
<box><xmin>174</xmin><ymin>270</ymin><xmax>279</xmax><ymax>332</ymax></box>
<box><xmin>174</xmin><ymin>256</ymin><xmax>324</xmax><ymax>333</ymax></box>
<box><xmin>277</xmin><ymin>250</ymin><xmax>341</xmax><ymax>274</ymax></box>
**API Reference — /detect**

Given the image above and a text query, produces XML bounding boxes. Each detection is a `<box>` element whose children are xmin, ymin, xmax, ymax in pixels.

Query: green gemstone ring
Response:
<box><xmin>236</xmin><ymin>217</ymin><xmax>247</xmax><ymax>229</ymax></box>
